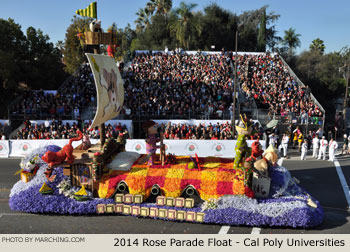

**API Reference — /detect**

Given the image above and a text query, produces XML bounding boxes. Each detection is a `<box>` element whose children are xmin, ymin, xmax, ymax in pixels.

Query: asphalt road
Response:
<box><xmin>0</xmin><ymin>154</ymin><xmax>349</xmax><ymax>234</ymax></box>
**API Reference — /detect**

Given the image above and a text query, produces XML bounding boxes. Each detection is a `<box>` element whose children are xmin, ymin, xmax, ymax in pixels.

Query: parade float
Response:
<box><xmin>8</xmin><ymin>2</ymin><xmax>323</xmax><ymax>228</ymax></box>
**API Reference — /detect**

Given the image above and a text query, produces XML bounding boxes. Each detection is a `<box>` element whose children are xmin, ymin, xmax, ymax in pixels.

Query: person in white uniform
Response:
<box><xmin>312</xmin><ymin>135</ymin><xmax>320</xmax><ymax>158</ymax></box>
<box><xmin>318</xmin><ymin>136</ymin><xmax>328</xmax><ymax>160</ymax></box>
<box><xmin>278</xmin><ymin>133</ymin><xmax>289</xmax><ymax>158</ymax></box>
<box><xmin>328</xmin><ymin>138</ymin><xmax>338</xmax><ymax>162</ymax></box>
<box><xmin>301</xmin><ymin>139</ymin><xmax>308</xmax><ymax>160</ymax></box>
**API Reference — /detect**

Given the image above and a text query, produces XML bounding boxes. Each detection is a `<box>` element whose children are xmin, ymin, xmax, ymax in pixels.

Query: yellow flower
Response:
<box><xmin>201</xmin><ymin>170</ymin><xmax>217</xmax><ymax>181</ymax></box>
<box><xmin>166</xmin><ymin>168</ymin><xmax>185</xmax><ymax>178</ymax></box>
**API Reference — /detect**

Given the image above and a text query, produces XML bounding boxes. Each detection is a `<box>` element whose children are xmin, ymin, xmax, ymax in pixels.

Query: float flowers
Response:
<box><xmin>9</xmin><ymin>147</ymin><xmax>324</xmax><ymax>228</ymax></box>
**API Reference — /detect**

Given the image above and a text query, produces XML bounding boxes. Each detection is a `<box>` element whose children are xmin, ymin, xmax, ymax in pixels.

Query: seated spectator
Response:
<box><xmin>160</xmin><ymin>121</ymin><xmax>262</xmax><ymax>140</ymax></box>
<box><xmin>10</xmin><ymin>63</ymin><xmax>96</xmax><ymax>120</ymax></box>
<box><xmin>12</xmin><ymin>119</ymin><xmax>129</xmax><ymax>141</ymax></box>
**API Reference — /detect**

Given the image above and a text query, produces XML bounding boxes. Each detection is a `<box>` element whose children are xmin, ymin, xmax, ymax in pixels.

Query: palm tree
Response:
<box><xmin>146</xmin><ymin>0</ymin><xmax>172</xmax><ymax>16</ymax></box>
<box><xmin>309</xmin><ymin>38</ymin><xmax>325</xmax><ymax>54</ymax></box>
<box><xmin>135</xmin><ymin>8</ymin><xmax>152</xmax><ymax>33</ymax></box>
<box><xmin>283</xmin><ymin>27</ymin><xmax>301</xmax><ymax>55</ymax></box>
<box><xmin>169</xmin><ymin>2</ymin><xmax>201</xmax><ymax>49</ymax></box>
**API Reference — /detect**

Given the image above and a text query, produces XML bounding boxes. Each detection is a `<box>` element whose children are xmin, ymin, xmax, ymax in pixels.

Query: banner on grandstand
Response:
<box><xmin>125</xmin><ymin>139</ymin><xmax>266</xmax><ymax>158</ymax></box>
<box><xmin>0</xmin><ymin>141</ymin><xmax>9</xmax><ymax>158</ymax></box>
<box><xmin>153</xmin><ymin>119</ymin><xmax>261</xmax><ymax>127</ymax></box>
<box><xmin>135</xmin><ymin>50</ymin><xmax>269</xmax><ymax>56</ymax></box>
<box><xmin>86</xmin><ymin>53</ymin><xmax>124</xmax><ymax>129</ymax></box>
<box><xmin>9</xmin><ymin>139</ymin><xmax>99</xmax><ymax>157</ymax></box>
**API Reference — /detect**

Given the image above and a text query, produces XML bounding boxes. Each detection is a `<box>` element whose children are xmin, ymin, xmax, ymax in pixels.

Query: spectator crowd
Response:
<box><xmin>10</xmin><ymin>64</ymin><xmax>96</xmax><ymax>119</ymax></box>
<box><xmin>121</xmin><ymin>52</ymin><xmax>234</xmax><ymax>119</ymax></box>
<box><xmin>160</xmin><ymin>121</ymin><xmax>263</xmax><ymax>140</ymax></box>
<box><xmin>239</xmin><ymin>53</ymin><xmax>323</xmax><ymax>122</ymax></box>
<box><xmin>8</xmin><ymin>51</ymin><xmax>324</xmax><ymax>144</ymax></box>
<box><xmin>12</xmin><ymin>119</ymin><xmax>129</xmax><ymax>141</ymax></box>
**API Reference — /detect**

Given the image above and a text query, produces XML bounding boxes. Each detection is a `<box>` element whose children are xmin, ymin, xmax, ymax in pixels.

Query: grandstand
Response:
<box><xmin>6</xmin><ymin>50</ymin><xmax>325</xmax><ymax>140</ymax></box>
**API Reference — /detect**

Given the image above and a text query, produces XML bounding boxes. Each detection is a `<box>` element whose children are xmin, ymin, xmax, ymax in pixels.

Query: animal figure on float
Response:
<box><xmin>42</xmin><ymin>130</ymin><xmax>83</xmax><ymax>178</ymax></box>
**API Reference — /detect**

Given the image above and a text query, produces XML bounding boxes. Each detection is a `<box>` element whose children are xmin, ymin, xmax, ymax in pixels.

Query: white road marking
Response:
<box><xmin>218</xmin><ymin>225</ymin><xmax>230</xmax><ymax>234</ymax></box>
<box><xmin>277</xmin><ymin>157</ymin><xmax>284</xmax><ymax>166</ymax></box>
<box><xmin>334</xmin><ymin>159</ymin><xmax>350</xmax><ymax>208</ymax></box>
<box><xmin>251</xmin><ymin>227</ymin><xmax>261</xmax><ymax>234</ymax></box>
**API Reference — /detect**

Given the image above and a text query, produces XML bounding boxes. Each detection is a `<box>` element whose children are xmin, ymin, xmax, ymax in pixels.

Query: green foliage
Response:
<box><xmin>139</xmin><ymin>14</ymin><xmax>174</xmax><ymax>50</ymax></box>
<box><xmin>196</xmin><ymin>3</ymin><xmax>237</xmax><ymax>51</ymax></box>
<box><xmin>0</xmin><ymin>18</ymin><xmax>27</xmax><ymax>94</ymax></box>
<box><xmin>293</xmin><ymin>48</ymin><xmax>347</xmax><ymax>124</ymax></box>
<box><xmin>310</xmin><ymin>38</ymin><xmax>325</xmax><ymax>54</ymax></box>
<box><xmin>0</xmin><ymin>18</ymin><xmax>66</xmax><ymax>117</ymax></box>
<box><xmin>237</xmin><ymin>5</ymin><xmax>279</xmax><ymax>52</ymax></box>
<box><xmin>132</xmin><ymin>3</ymin><xmax>281</xmax><ymax>52</ymax></box>
<box><xmin>105</xmin><ymin>22</ymin><xmax>136</xmax><ymax>60</ymax></box>
<box><xmin>282</xmin><ymin>27</ymin><xmax>301</xmax><ymax>55</ymax></box>
<box><xmin>257</xmin><ymin>8</ymin><xmax>266</xmax><ymax>52</ymax></box>
<box><xmin>63</xmin><ymin>16</ymin><xmax>91</xmax><ymax>74</ymax></box>
<box><xmin>169</xmin><ymin>2</ymin><xmax>202</xmax><ymax>49</ymax></box>
<box><xmin>25</xmin><ymin>26</ymin><xmax>66</xmax><ymax>90</ymax></box>
<box><xmin>135</xmin><ymin>8</ymin><xmax>152</xmax><ymax>33</ymax></box>
<box><xmin>146</xmin><ymin>0</ymin><xmax>173</xmax><ymax>16</ymax></box>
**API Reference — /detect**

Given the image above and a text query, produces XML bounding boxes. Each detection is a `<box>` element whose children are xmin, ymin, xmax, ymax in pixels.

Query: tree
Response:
<box><xmin>294</xmin><ymin>49</ymin><xmax>345</xmax><ymax>124</ymax></box>
<box><xmin>25</xmin><ymin>27</ymin><xmax>66</xmax><ymax>90</ymax></box>
<box><xmin>282</xmin><ymin>27</ymin><xmax>301</xmax><ymax>55</ymax></box>
<box><xmin>257</xmin><ymin>8</ymin><xmax>266</xmax><ymax>52</ymax></box>
<box><xmin>0</xmin><ymin>18</ymin><xmax>28</xmax><ymax>95</ymax></box>
<box><xmin>146</xmin><ymin>0</ymin><xmax>172</xmax><ymax>16</ymax></box>
<box><xmin>266</xmin><ymin>27</ymin><xmax>281</xmax><ymax>52</ymax></box>
<box><xmin>0</xmin><ymin>18</ymin><xmax>66</xmax><ymax>117</ymax></box>
<box><xmin>310</xmin><ymin>38</ymin><xmax>325</xmax><ymax>54</ymax></box>
<box><xmin>135</xmin><ymin>8</ymin><xmax>152</xmax><ymax>33</ymax></box>
<box><xmin>169</xmin><ymin>2</ymin><xmax>202</xmax><ymax>49</ymax></box>
<box><xmin>237</xmin><ymin>5</ymin><xmax>280</xmax><ymax>52</ymax></box>
<box><xmin>114</xmin><ymin>24</ymin><xmax>137</xmax><ymax>60</ymax></box>
<box><xmin>196</xmin><ymin>3</ymin><xmax>237</xmax><ymax>51</ymax></box>
<box><xmin>63</xmin><ymin>16</ymin><xmax>91</xmax><ymax>74</ymax></box>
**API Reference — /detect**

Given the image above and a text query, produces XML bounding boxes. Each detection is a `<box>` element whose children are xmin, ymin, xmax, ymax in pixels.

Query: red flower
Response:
<box><xmin>244</xmin><ymin>186</ymin><xmax>255</xmax><ymax>198</ymax></box>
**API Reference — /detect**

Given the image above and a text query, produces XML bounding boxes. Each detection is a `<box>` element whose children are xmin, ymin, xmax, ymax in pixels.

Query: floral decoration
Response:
<box><xmin>8</xmin><ymin>146</ymin><xmax>324</xmax><ymax>228</ymax></box>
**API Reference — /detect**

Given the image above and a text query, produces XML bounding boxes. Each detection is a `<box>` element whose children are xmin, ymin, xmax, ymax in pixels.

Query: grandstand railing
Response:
<box><xmin>255</xmin><ymin>109</ymin><xmax>324</xmax><ymax>128</ymax></box>
<box><xmin>10</xmin><ymin>106</ymin><xmax>235</xmax><ymax>121</ymax></box>
<box><xmin>117</xmin><ymin>110</ymin><xmax>233</xmax><ymax>121</ymax></box>
<box><xmin>8</xmin><ymin>108</ymin><xmax>75</xmax><ymax>121</ymax></box>
<box><xmin>279</xmin><ymin>55</ymin><xmax>326</xmax><ymax>132</ymax></box>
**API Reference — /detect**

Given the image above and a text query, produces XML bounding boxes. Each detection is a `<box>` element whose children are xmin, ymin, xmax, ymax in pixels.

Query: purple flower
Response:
<box><xmin>9</xmin><ymin>151</ymin><xmax>324</xmax><ymax>228</ymax></box>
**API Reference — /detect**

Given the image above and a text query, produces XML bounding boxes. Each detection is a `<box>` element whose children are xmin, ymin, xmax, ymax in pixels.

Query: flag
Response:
<box><xmin>75</xmin><ymin>2</ymin><xmax>97</xmax><ymax>19</ymax></box>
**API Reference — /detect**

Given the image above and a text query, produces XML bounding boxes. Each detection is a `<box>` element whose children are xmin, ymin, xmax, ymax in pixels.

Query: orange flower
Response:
<box><xmin>200</xmin><ymin>180</ymin><xmax>217</xmax><ymax>195</ymax></box>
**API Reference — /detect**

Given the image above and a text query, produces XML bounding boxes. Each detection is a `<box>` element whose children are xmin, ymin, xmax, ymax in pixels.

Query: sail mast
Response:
<box><xmin>92</xmin><ymin>47</ymin><xmax>106</xmax><ymax>147</ymax></box>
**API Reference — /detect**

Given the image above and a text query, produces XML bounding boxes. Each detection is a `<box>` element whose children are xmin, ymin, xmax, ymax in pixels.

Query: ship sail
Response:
<box><xmin>85</xmin><ymin>53</ymin><xmax>124</xmax><ymax>129</ymax></box>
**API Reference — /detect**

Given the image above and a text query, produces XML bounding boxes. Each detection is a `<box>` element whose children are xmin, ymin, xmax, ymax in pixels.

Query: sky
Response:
<box><xmin>1</xmin><ymin>0</ymin><xmax>349</xmax><ymax>54</ymax></box>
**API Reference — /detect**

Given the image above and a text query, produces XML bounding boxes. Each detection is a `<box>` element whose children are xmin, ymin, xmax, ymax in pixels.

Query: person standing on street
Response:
<box><xmin>342</xmin><ymin>134</ymin><xmax>348</xmax><ymax>155</ymax></box>
<box><xmin>328</xmin><ymin>138</ymin><xmax>338</xmax><ymax>162</ymax></box>
<box><xmin>312</xmin><ymin>135</ymin><xmax>320</xmax><ymax>158</ymax></box>
<box><xmin>318</xmin><ymin>136</ymin><xmax>328</xmax><ymax>160</ymax></box>
<box><xmin>301</xmin><ymin>139</ymin><xmax>308</xmax><ymax>160</ymax></box>
<box><xmin>278</xmin><ymin>133</ymin><xmax>289</xmax><ymax>158</ymax></box>
<box><xmin>298</xmin><ymin>131</ymin><xmax>304</xmax><ymax>152</ymax></box>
